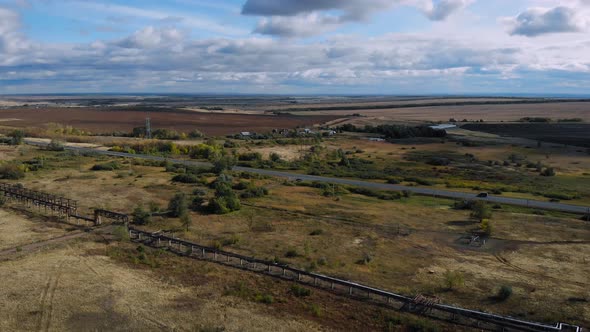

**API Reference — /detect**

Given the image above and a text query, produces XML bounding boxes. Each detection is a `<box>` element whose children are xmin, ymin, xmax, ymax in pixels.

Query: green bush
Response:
<box><xmin>497</xmin><ymin>285</ymin><xmax>513</xmax><ymax>301</ymax></box>
<box><xmin>91</xmin><ymin>161</ymin><xmax>122</xmax><ymax>171</ymax></box>
<box><xmin>168</xmin><ymin>193</ymin><xmax>189</xmax><ymax>218</ymax></box>
<box><xmin>443</xmin><ymin>270</ymin><xmax>464</xmax><ymax>290</ymax></box>
<box><xmin>0</xmin><ymin>163</ymin><xmax>25</xmax><ymax>180</ymax></box>
<box><xmin>309</xmin><ymin>304</ymin><xmax>322</xmax><ymax>317</ymax></box>
<box><xmin>470</xmin><ymin>201</ymin><xmax>492</xmax><ymax>221</ymax></box>
<box><xmin>309</xmin><ymin>229</ymin><xmax>323</xmax><ymax>236</ymax></box>
<box><xmin>132</xmin><ymin>205</ymin><xmax>151</xmax><ymax>225</ymax></box>
<box><xmin>9</xmin><ymin>130</ymin><xmax>24</xmax><ymax>145</ymax></box>
<box><xmin>172</xmin><ymin>174</ymin><xmax>200</xmax><ymax>184</ymax></box>
<box><xmin>540</xmin><ymin>167</ymin><xmax>556</xmax><ymax>177</ymax></box>
<box><xmin>285</xmin><ymin>249</ymin><xmax>299</xmax><ymax>258</ymax></box>
<box><xmin>254</xmin><ymin>293</ymin><xmax>274</xmax><ymax>304</ymax></box>
<box><xmin>291</xmin><ymin>285</ymin><xmax>312</xmax><ymax>297</ymax></box>
<box><xmin>240</xmin><ymin>186</ymin><xmax>269</xmax><ymax>199</ymax></box>
<box><xmin>46</xmin><ymin>139</ymin><xmax>65</xmax><ymax>151</ymax></box>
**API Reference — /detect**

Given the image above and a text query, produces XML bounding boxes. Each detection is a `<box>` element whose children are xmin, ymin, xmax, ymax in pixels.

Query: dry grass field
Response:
<box><xmin>0</xmin><ymin>214</ymin><xmax>464</xmax><ymax>331</ymax></box>
<box><xmin>0</xmin><ymin>209</ymin><xmax>70</xmax><ymax>251</ymax></box>
<box><xmin>297</xmin><ymin>102</ymin><xmax>590</xmax><ymax>122</ymax></box>
<box><xmin>2</xmin><ymin>143</ymin><xmax>587</xmax><ymax>327</ymax></box>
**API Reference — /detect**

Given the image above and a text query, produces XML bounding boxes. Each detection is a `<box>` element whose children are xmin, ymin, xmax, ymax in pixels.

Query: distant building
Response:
<box><xmin>240</xmin><ymin>132</ymin><xmax>252</xmax><ymax>137</ymax></box>
<box><xmin>429</xmin><ymin>124</ymin><xmax>457</xmax><ymax>130</ymax></box>
<box><xmin>368</xmin><ymin>137</ymin><xmax>385</xmax><ymax>142</ymax></box>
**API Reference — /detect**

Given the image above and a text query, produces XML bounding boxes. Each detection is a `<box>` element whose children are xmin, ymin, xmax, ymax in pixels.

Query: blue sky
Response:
<box><xmin>0</xmin><ymin>0</ymin><xmax>589</xmax><ymax>95</ymax></box>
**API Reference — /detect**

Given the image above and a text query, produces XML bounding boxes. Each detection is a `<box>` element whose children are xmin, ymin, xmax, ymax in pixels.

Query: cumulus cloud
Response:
<box><xmin>0</xmin><ymin>7</ymin><xmax>25</xmax><ymax>53</ymax></box>
<box><xmin>421</xmin><ymin>0</ymin><xmax>473</xmax><ymax>21</ymax></box>
<box><xmin>242</xmin><ymin>0</ymin><xmax>391</xmax><ymax>20</ymax></box>
<box><xmin>243</xmin><ymin>0</ymin><xmax>471</xmax><ymax>37</ymax></box>
<box><xmin>254</xmin><ymin>13</ymin><xmax>341</xmax><ymax>38</ymax></box>
<box><xmin>117</xmin><ymin>27</ymin><xmax>184</xmax><ymax>49</ymax></box>
<box><xmin>507</xmin><ymin>6</ymin><xmax>587</xmax><ymax>37</ymax></box>
<box><xmin>1</xmin><ymin>3</ymin><xmax>590</xmax><ymax>94</ymax></box>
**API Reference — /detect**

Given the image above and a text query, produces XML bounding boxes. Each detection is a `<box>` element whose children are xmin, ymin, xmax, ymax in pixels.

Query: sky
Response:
<box><xmin>0</xmin><ymin>0</ymin><xmax>589</xmax><ymax>95</ymax></box>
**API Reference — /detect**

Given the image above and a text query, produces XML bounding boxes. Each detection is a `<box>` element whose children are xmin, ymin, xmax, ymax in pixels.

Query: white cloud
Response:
<box><xmin>506</xmin><ymin>6</ymin><xmax>588</xmax><ymax>37</ymax></box>
<box><xmin>421</xmin><ymin>0</ymin><xmax>473</xmax><ymax>21</ymax></box>
<box><xmin>2</xmin><ymin>2</ymin><xmax>590</xmax><ymax>94</ymax></box>
<box><xmin>243</xmin><ymin>0</ymin><xmax>472</xmax><ymax>37</ymax></box>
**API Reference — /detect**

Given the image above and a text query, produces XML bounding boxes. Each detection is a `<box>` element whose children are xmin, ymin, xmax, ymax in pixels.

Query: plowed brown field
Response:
<box><xmin>0</xmin><ymin>107</ymin><xmax>340</xmax><ymax>136</ymax></box>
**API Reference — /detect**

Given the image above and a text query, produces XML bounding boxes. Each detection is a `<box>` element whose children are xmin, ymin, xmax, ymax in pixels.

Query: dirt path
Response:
<box><xmin>0</xmin><ymin>231</ymin><xmax>89</xmax><ymax>260</ymax></box>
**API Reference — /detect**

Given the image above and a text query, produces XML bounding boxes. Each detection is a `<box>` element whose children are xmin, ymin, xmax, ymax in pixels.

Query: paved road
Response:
<box><xmin>26</xmin><ymin>139</ymin><xmax>590</xmax><ymax>215</ymax></box>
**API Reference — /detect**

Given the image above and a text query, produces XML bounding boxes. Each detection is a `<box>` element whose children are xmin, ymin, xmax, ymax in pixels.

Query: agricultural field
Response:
<box><xmin>293</xmin><ymin>102</ymin><xmax>590</xmax><ymax>123</ymax></box>
<box><xmin>0</xmin><ymin>107</ymin><xmax>340</xmax><ymax>136</ymax></box>
<box><xmin>462</xmin><ymin>123</ymin><xmax>590</xmax><ymax>147</ymax></box>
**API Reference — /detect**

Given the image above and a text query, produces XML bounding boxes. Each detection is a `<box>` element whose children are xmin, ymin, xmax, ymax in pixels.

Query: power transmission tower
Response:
<box><xmin>145</xmin><ymin>115</ymin><xmax>152</xmax><ymax>139</ymax></box>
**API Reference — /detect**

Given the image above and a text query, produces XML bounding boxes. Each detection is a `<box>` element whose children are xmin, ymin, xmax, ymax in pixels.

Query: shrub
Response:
<box><xmin>46</xmin><ymin>139</ymin><xmax>65</xmax><ymax>151</ymax></box>
<box><xmin>9</xmin><ymin>130</ymin><xmax>24</xmax><ymax>145</ymax></box>
<box><xmin>0</xmin><ymin>163</ymin><xmax>25</xmax><ymax>180</ymax></box>
<box><xmin>497</xmin><ymin>285</ymin><xmax>513</xmax><ymax>301</ymax></box>
<box><xmin>91</xmin><ymin>161</ymin><xmax>122</xmax><ymax>171</ymax></box>
<box><xmin>540</xmin><ymin>167</ymin><xmax>556</xmax><ymax>177</ymax></box>
<box><xmin>387</xmin><ymin>178</ymin><xmax>400</xmax><ymax>184</ymax></box>
<box><xmin>180</xmin><ymin>213</ymin><xmax>192</xmax><ymax>231</ymax></box>
<box><xmin>285</xmin><ymin>249</ymin><xmax>299</xmax><ymax>258</ymax></box>
<box><xmin>356</xmin><ymin>253</ymin><xmax>373</xmax><ymax>265</ymax></box>
<box><xmin>453</xmin><ymin>200</ymin><xmax>475</xmax><ymax>210</ymax></box>
<box><xmin>0</xmin><ymin>195</ymin><xmax>6</xmax><ymax>207</ymax></box>
<box><xmin>443</xmin><ymin>270</ymin><xmax>464</xmax><ymax>290</ymax></box>
<box><xmin>254</xmin><ymin>293</ymin><xmax>274</xmax><ymax>304</ymax></box>
<box><xmin>168</xmin><ymin>193</ymin><xmax>189</xmax><ymax>218</ymax></box>
<box><xmin>172</xmin><ymin>174</ymin><xmax>200</xmax><ymax>184</ymax></box>
<box><xmin>470</xmin><ymin>201</ymin><xmax>492</xmax><ymax>221</ymax></box>
<box><xmin>270</xmin><ymin>152</ymin><xmax>282</xmax><ymax>162</ymax></box>
<box><xmin>480</xmin><ymin>219</ymin><xmax>493</xmax><ymax>236</ymax></box>
<box><xmin>291</xmin><ymin>285</ymin><xmax>312</xmax><ymax>297</ymax></box>
<box><xmin>309</xmin><ymin>229</ymin><xmax>323</xmax><ymax>236</ymax></box>
<box><xmin>240</xmin><ymin>186</ymin><xmax>269</xmax><ymax>199</ymax></box>
<box><xmin>238</xmin><ymin>152</ymin><xmax>262</xmax><ymax>162</ymax></box>
<box><xmin>188</xmin><ymin>129</ymin><xmax>204</xmax><ymax>138</ymax></box>
<box><xmin>222</xmin><ymin>234</ymin><xmax>241</xmax><ymax>246</ymax></box>
<box><xmin>309</xmin><ymin>304</ymin><xmax>322</xmax><ymax>317</ymax></box>
<box><xmin>132</xmin><ymin>205</ymin><xmax>151</xmax><ymax>225</ymax></box>
<box><xmin>427</xmin><ymin>157</ymin><xmax>451</xmax><ymax>166</ymax></box>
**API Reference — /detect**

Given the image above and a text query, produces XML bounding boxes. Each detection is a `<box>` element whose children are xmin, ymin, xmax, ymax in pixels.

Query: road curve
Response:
<box><xmin>25</xmin><ymin>139</ymin><xmax>590</xmax><ymax>215</ymax></box>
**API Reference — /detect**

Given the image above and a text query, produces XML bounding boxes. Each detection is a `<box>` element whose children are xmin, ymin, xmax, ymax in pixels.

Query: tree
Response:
<box><xmin>132</xmin><ymin>205</ymin><xmax>151</xmax><ymax>225</ymax></box>
<box><xmin>168</xmin><ymin>192</ymin><xmax>188</xmax><ymax>218</ymax></box>
<box><xmin>180</xmin><ymin>213</ymin><xmax>192</xmax><ymax>231</ymax></box>
<box><xmin>9</xmin><ymin>130</ymin><xmax>24</xmax><ymax>145</ymax></box>
<box><xmin>213</xmin><ymin>156</ymin><xmax>236</xmax><ymax>174</ymax></box>
<box><xmin>208</xmin><ymin>176</ymin><xmax>241</xmax><ymax>214</ymax></box>
<box><xmin>470</xmin><ymin>201</ymin><xmax>492</xmax><ymax>221</ymax></box>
